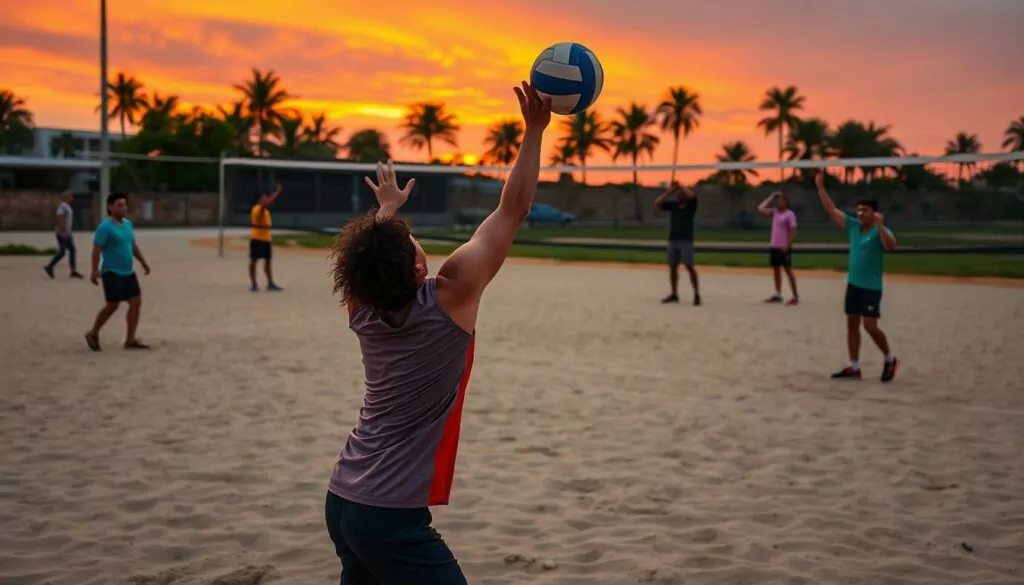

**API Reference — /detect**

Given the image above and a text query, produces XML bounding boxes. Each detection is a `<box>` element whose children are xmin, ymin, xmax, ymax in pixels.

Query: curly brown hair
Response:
<box><xmin>328</xmin><ymin>211</ymin><xmax>419</xmax><ymax>314</ymax></box>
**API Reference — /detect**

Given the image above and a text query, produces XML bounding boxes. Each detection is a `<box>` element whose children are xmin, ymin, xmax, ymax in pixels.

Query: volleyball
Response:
<box><xmin>529</xmin><ymin>42</ymin><xmax>604</xmax><ymax>116</ymax></box>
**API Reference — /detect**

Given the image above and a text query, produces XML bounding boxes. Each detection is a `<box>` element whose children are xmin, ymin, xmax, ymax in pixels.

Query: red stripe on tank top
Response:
<box><xmin>427</xmin><ymin>335</ymin><xmax>475</xmax><ymax>506</ymax></box>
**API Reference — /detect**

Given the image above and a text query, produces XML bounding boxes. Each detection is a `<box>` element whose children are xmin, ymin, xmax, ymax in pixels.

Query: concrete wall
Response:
<box><xmin>0</xmin><ymin>189</ymin><xmax>220</xmax><ymax>230</ymax></box>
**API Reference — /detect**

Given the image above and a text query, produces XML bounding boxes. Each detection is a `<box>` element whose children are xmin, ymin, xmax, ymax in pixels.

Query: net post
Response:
<box><xmin>217</xmin><ymin>153</ymin><xmax>226</xmax><ymax>258</ymax></box>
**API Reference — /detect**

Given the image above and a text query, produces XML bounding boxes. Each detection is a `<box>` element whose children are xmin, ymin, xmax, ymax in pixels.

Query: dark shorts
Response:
<box><xmin>101</xmin><ymin>271</ymin><xmax>141</xmax><ymax>304</ymax></box>
<box><xmin>249</xmin><ymin>239</ymin><xmax>272</xmax><ymax>260</ymax></box>
<box><xmin>769</xmin><ymin>247</ymin><xmax>792</xmax><ymax>268</ymax></box>
<box><xmin>325</xmin><ymin>492</ymin><xmax>467</xmax><ymax>585</ymax></box>
<box><xmin>844</xmin><ymin>283</ymin><xmax>882</xmax><ymax>318</ymax></box>
<box><xmin>667</xmin><ymin>241</ymin><xmax>695</xmax><ymax>267</ymax></box>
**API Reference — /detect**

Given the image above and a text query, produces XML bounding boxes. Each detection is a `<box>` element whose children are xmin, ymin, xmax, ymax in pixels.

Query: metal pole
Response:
<box><xmin>99</xmin><ymin>0</ymin><xmax>110</xmax><ymax>208</ymax></box>
<box><xmin>218</xmin><ymin>154</ymin><xmax>226</xmax><ymax>257</ymax></box>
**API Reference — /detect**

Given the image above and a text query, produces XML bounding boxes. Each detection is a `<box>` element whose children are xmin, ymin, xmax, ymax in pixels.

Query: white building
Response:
<box><xmin>29</xmin><ymin>126</ymin><xmax>128</xmax><ymax>160</ymax></box>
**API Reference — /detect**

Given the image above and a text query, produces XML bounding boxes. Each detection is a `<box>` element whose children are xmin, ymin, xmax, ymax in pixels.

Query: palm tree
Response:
<box><xmin>345</xmin><ymin>129</ymin><xmax>391</xmax><ymax>163</ymax></box>
<box><xmin>560</xmin><ymin>110</ymin><xmax>610</xmax><ymax>185</ymax></box>
<box><xmin>713</xmin><ymin>141</ymin><xmax>759</xmax><ymax>186</ymax></box>
<box><xmin>139</xmin><ymin>93</ymin><xmax>180</xmax><ymax>134</ymax></box>
<box><xmin>50</xmin><ymin>131</ymin><xmax>77</xmax><ymax>158</ymax></box>
<box><xmin>549</xmin><ymin>142</ymin><xmax>577</xmax><ymax>183</ymax></box>
<box><xmin>233</xmin><ymin>68</ymin><xmax>294</xmax><ymax>156</ymax></box>
<box><xmin>1002</xmin><ymin>116</ymin><xmax>1024</xmax><ymax>152</ymax></box>
<box><xmin>267</xmin><ymin>115</ymin><xmax>309</xmax><ymax>158</ymax></box>
<box><xmin>828</xmin><ymin>120</ymin><xmax>870</xmax><ymax>183</ymax></box>
<box><xmin>0</xmin><ymin>89</ymin><xmax>35</xmax><ymax>155</ymax></box>
<box><xmin>483</xmin><ymin>120</ymin><xmax>524</xmax><ymax>166</ymax></box>
<box><xmin>610</xmin><ymin>103</ymin><xmax>660</xmax><ymax>221</ymax></box>
<box><xmin>399</xmin><ymin>102</ymin><xmax>459</xmax><ymax>161</ymax></box>
<box><xmin>944</xmin><ymin>132</ymin><xmax>982</xmax><ymax>184</ymax></box>
<box><xmin>303</xmin><ymin>112</ymin><xmax>342</xmax><ymax>158</ymax></box>
<box><xmin>103</xmin><ymin>72</ymin><xmax>147</xmax><ymax>138</ymax></box>
<box><xmin>656</xmin><ymin>86</ymin><xmax>702</xmax><ymax>183</ymax></box>
<box><xmin>857</xmin><ymin>121</ymin><xmax>902</xmax><ymax>182</ymax></box>
<box><xmin>216</xmin><ymin>100</ymin><xmax>253</xmax><ymax>155</ymax></box>
<box><xmin>756</xmin><ymin>86</ymin><xmax>805</xmax><ymax>180</ymax></box>
<box><xmin>784</xmin><ymin>118</ymin><xmax>832</xmax><ymax>182</ymax></box>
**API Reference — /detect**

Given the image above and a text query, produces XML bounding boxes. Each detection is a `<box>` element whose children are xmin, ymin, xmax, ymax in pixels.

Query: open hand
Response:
<box><xmin>514</xmin><ymin>82</ymin><xmax>552</xmax><ymax>131</ymax></box>
<box><xmin>143</xmin><ymin>262</ymin><xmax>151</xmax><ymax>276</ymax></box>
<box><xmin>874</xmin><ymin>212</ymin><xmax>885</xmax><ymax>225</ymax></box>
<box><xmin>364</xmin><ymin>160</ymin><xmax>415</xmax><ymax>211</ymax></box>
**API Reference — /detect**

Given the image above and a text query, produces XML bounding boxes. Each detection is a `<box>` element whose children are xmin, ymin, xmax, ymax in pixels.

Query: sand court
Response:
<box><xmin>1</xmin><ymin>230</ymin><xmax>1022</xmax><ymax>585</ymax></box>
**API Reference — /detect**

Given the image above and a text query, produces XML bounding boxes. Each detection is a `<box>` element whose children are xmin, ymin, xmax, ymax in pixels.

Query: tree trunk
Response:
<box><xmin>778</xmin><ymin>128</ymin><xmax>784</xmax><ymax>181</ymax></box>
<box><xmin>632</xmin><ymin>155</ymin><xmax>643</xmax><ymax>222</ymax></box>
<box><xmin>671</xmin><ymin>130</ymin><xmax>680</xmax><ymax>184</ymax></box>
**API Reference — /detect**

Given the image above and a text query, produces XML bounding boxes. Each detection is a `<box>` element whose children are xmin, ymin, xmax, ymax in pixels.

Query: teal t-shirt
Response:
<box><xmin>94</xmin><ymin>218</ymin><xmax>136</xmax><ymax>276</ymax></box>
<box><xmin>844</xmin><ymin>213</ymin><xmax>891</xmax><ymax>291</ymax></box>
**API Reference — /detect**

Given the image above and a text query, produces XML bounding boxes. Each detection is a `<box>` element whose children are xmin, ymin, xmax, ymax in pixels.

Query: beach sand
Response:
<box><xmin>1</xmin><ymin>229</ymin><xmax>1022</xmax><ymax>585</ymax></box>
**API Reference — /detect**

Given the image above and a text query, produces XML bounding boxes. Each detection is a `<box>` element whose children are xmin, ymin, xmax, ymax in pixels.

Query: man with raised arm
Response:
<box><xmin>814</xmin><ymin>171</ymin><xmax>899</xmax><ymax>382</ymax></box>
<box><xmin>322</xmin><ymin>82</ymin><xmax>552</xmax><ymax>585</ymax></box>
<box><xmin>755</xmin><ymin>191</ymin><xmax>799</xmax><ymax>304</ymax></box>
<box><xmin>249</xmin><ymin>182</ymin><xmax>283</xmax><ymax>292</ymax></box>
<box><xmin>654</xmin><ymin>181</ymin><xmax>701</xmax><ymax>306</ymax></box>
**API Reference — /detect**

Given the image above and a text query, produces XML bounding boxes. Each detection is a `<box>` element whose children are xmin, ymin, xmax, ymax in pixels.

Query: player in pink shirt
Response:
<box><xmin>756</xmin><ymin>191</ymin><xmax>799</xmax><ymax>305</ymax></box>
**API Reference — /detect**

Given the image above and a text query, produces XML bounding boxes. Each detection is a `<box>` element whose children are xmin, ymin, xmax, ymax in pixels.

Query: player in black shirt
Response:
<box><xmin>654</xmin><ymin>182</ymin><xmax>701</xmax><ymax>306</ymax></box>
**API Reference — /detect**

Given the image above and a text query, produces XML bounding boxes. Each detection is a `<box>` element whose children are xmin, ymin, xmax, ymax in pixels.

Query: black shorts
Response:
<box><xmin>250</xmin><ymin>239</ymin><xmax>272</xmax><ymax>260</ymax></box>
<box><xmin>844</xmin><ymin>283</ymin><xmax>882</xmax><ymax>318</ymax></box>
<box><xmin>769</xmin><ymin>247</ymin><xmax>792</xmax><ymax>268</ymax></box>
<box><xmin>325</xmin><ymin>492</ymin><xmax>467</xmax><ymax>584</ymax></box>
<box><xmin>101</xmin><ymin>272</ymin><xmax>141</xmax><ymax>304</ymax></box>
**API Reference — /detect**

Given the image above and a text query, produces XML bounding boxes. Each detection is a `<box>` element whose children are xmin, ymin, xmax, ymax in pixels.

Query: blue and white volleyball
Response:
<box><xmin>530</xmin><ymin>42</ymin><xmax>604</xmax><ymax>116</ymax></box>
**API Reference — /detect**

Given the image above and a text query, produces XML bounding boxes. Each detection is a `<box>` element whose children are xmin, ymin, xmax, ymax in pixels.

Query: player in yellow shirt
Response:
<box><xmin>250</xmin><ymin>182</ymin><xmax>283</xmax><ymax>292</ymax></box>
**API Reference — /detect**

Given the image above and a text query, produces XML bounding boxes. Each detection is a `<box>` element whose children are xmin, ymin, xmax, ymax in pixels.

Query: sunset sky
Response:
<box><xmin>3</xmin><ymin>0</ymin><xmax>1023</xmax><ymax>178</ymax></box>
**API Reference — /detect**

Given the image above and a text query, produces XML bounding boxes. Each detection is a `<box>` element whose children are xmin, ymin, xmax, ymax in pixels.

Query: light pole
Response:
<box><xmin>99</xmin><ymin>0</ymin><xmax>110</xmax><ymax>206</ymax></box>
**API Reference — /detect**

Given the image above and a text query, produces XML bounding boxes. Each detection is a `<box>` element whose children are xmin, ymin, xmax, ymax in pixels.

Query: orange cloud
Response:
<box><xmin>2</xmin><ymin>0</ymin><xmax>1022</xmax><ymax>186</ymax></box>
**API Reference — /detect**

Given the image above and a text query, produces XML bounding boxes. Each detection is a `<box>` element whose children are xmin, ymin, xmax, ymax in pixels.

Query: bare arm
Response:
<box><xmin>653</xmin><ymin>186</ymin><xmax>677</xmax><ymax>209</ymax></box>
<box><xmin>55</xmin><ymin>210</ymin><xmax>68</xmax><ymax>238</ymax></box>
<box><xmin>814</xmin><ymin>172</ymin><xmax>847</xmax><ymax>227</ymax></box>
<box><xmin>90</xmin><ymin>244</ymin><xmax>101</xmax><ymax>284</ymax></box>
<box><xmin>132</xmin><ymin>241</ymin><xmax>150</xmax><ymax>271</ymax></box>
<box><xmin>875</xmin><ymin>214</ymin><xmax>897</xmax><ymax>251</ymax></box>
<box><xmin>756</xmin><ymin>192</ymin><xmax>778</xmax><ymax>218</ymax></box>
<box><xmin>436</xmin><ymin>83</ymin><xmax>551</xmax><ymax>303</ymax></box>
<box><xmin>677</xmin><ymin>184</ymin><xmax>696</xmax><ymax>200</ymax></box>
<box><xmin>260</xmin><ymin>182</ymin><xmax>284</xmax><ymax>208</ymax></box>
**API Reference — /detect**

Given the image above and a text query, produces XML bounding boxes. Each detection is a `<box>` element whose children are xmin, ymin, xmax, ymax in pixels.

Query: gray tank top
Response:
<box><xmin>328</xmin><ymin>278</ymin><xmax>475</xmax><ymax>508</ymax></box>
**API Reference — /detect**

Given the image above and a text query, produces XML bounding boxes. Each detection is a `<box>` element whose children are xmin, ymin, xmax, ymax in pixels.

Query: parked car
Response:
<box><xmin>526</xmin><ymin>203</ymin><xmax>576</xmax><ymax>227</ymax></box>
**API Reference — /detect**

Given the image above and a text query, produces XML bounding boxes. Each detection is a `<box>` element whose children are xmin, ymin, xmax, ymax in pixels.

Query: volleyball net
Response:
<box><xmin>214</xmin><ymin>150</ymin><xmax>1024</xmax><ymax>255</ymax></box>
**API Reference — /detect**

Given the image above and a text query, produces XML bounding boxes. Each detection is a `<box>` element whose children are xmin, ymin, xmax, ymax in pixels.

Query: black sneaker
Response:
<box><xmin>831</xmin><ymin>366</ymin><xmax>862</xmax><ymax>380</ymax></box>
<box><xmin>44</xmin><ymin>266</ymin><xmax>54</xmax><ymax>279</ymax></box>
<box><xmin>70</xmin><ymin>271</ymin><xmax>83</xmax><ymax>279</ymax></box>
<box><xmin>661</xmin><ymin>294</ymin><xmax>679</xmax><ymax>303</ymax></box>
<box><xmin>693</xmin><ymin>294</ymin><xmax>702</xmax><ymax>306</ymax></box>
<box><xmin>881</xmin><ymin>358</ymin><xmax>898</xmax><ymax>383</ymax></box>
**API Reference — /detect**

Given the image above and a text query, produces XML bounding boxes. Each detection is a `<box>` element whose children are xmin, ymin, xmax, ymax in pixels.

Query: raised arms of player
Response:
<box><xmin>814</xmin><ymin>172</ymin><xmax>846</xmax><ymax>227</ymax></box>
<box><xmin>259</xmin><ymin>182</ymin><xmax>283</xmax><ymax>208</ymax></box>
<box><xmin>654</xmin><ymin>184</ymin><xmax>679</xmax><ymax>208</ymax></box>
<box><xmin>756</xmin><ymin>192</ymin><xmax>780</xmax><ymax>218</ymax></box>
<box><xmin>435</xmin><ymin>83</ymin><xmax>552</xmax><ymax>303</ymax></box>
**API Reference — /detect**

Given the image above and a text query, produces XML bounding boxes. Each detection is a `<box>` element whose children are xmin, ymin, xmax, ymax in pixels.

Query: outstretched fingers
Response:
<box><xmin>363</xmin><ymin>175</ymin><xmax>378</xmax><ymax>192</ymax></box>
<box><xmin>401</xmin><ymin>178</ymin><xmax>416</xmax><ymax>196</ymax></box>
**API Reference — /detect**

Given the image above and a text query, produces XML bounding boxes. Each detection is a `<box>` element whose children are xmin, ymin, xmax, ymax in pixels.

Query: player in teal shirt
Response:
<box><xmin>815</xmin><ymin>172</ymin><xmax>899</xmax><ymax>382</ymax></box>
<box><xmin>85</xmin><ymin>192</ymin><xmax>152</xmax><ymax>352</ymax></box>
